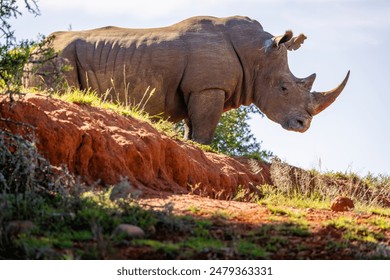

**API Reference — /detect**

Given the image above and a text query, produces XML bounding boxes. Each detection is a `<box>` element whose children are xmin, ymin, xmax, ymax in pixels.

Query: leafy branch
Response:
<box><xmin>0</xmin><ymin>0</ymin><xmax>59</xmax><ymax>101</ymax></box>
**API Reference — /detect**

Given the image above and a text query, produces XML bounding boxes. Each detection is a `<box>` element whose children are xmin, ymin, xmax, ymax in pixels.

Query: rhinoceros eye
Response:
<box><xmin>280</xmin><ymin>85</ymin><xmax>288</xmax><ymax>95</ymax></box>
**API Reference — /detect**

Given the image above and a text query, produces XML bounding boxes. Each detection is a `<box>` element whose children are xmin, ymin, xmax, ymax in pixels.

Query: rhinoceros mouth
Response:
<box><xmin>283</xmin><ymin>117</ymin><xmax>311</xmax><ymax>133</ymax></box>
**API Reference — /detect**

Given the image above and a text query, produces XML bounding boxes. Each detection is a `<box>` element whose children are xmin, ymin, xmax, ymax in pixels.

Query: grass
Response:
<box><xmin>324</xmin><ymin>217</ymin><xmax>385</xmax><ymax>243</ymax></box>
<box><xmin>259</xmin><ymin>186</ymin><xmax>330</xmax><ymax>210</ymax></box>
<box><xmin>237</xmin><ymin>240</ymin><xmax>267</xmax><ymax>259</ymax></box>
<box><xmin>211</xmin><ymin>210</ymin><xmax>235</xmax><ymax>220</ymax></box>
<box><xmin>132</xmin><ymin>236</ymin><xmax>226</xmax><ymax>258</ymax></box>
<box><xmin>355</xmin><ymin>205</ymin><xmax>390</xmax><ymax>217</ymax></box>
<box><xmin>267</xmin><ymin>205</ymin><xmax>306</xmax><ymax>219</ymax></box>
<box><xmin>45</xmin><ymin>88</ymin><xmax>181</xmax><ymax>143</ymax></box>
<box><xmin>58</xmin><ymin>89</ymin><xmax>100</xmax><ymax>105</ymax></box>
<box><xmin>325</xmin><ymin>216</ymin><xmax>355</xmax><ymax>229</ymax></box>
<box><xmin>188</xmin><ymin>205</ymin><xmax>201</xmax><ymax>214</ymax></box>
<box><xmin>368</xmin><ymin>216</ymin><xmax>390</xmax><ymax>230</ymax></box>
<box><xmin>0</xmin><ymin>186</ymin><xmax>174</xmax><ymax>259</ymax></box>
<box><xmin>55</xmin><ymin>89</ymin><xmax>154</xmax><ymax>126</ymax></box>
<box><xmin>184</xmin><ymin>237</ymin><xmax>224</xmax><ymax>252</ymax></box>
<box><xmin>275</xmin><ymin>222</ymin><xmax>310</xmax><ymax>237</ymax></box>
<box><xmin>267</xmin><ymin>158</ymin><xmax>390</xmax><ymax>210</ymax></box>
<box><xmin>132</xmin><ymin>239</ymin><xmax>180</xmax><ymax>255</ymax></box>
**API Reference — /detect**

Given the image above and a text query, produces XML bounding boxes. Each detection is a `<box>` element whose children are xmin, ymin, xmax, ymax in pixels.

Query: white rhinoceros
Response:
<box><xmin>26</xmin><ymin>16</ymin><xmax>349</xmax><ymax>144</ymax></box>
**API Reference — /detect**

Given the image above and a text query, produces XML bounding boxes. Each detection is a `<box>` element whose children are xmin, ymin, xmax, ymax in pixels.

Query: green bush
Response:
<box><xmin>211</xmin><ymin>105</ymin><xmax>272</xmax><ymax>160</ymax></box>
<box><xmin>0</xmin><ymin>0</ymin><xmax>59</xmax><ymax>99</ymax></box>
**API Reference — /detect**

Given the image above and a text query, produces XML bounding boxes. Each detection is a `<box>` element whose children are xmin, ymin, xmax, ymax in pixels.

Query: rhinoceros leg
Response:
<box><xmin>183</xmin><ymin>119</ymin><xmax>192</xmax><ymax>140</ymax></box>
<box><xmin>186</xmin><ymin>89</ymin><xmax>225</xmax><ymax>144</ymax></box>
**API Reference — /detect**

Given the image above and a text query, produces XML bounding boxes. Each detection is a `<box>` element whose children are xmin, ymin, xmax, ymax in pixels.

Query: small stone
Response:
<box><xmin>6</xmin><ymin>220</ymin><xmax>36</xmax><ymax>236</ymax></box>
<box><xmin>111</xmin><ymin>224</ymin><xmax>145</xmax><ymax>239</ymax></box>
<box><xmin>331</xmin><ymin>196</ymin><xmax>354</xmax><ymax>212</ymax></box>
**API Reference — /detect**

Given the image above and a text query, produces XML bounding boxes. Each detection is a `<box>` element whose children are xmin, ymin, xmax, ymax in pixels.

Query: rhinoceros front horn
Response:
<box><xmin>311</xmin><ymin>71</ymin><xmax>350</xmax><ymax>115</ymax></box>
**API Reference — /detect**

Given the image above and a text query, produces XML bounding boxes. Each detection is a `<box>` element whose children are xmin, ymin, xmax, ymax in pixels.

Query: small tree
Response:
<box><xmin>0</xmin><ymin>0</ymin><xmax>56</xmax><ymax>100</ymax></box>
<box><xmin>211</xmin><ymin>105</ymin><xmax>272</xmax><ymax>160</ymax></box>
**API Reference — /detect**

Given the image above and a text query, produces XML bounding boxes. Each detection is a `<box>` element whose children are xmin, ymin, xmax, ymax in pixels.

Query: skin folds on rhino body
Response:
<box><xmin>27</xmin><ymin>16</ymin><xmax>349</xmax><ymax>144</ymax></box>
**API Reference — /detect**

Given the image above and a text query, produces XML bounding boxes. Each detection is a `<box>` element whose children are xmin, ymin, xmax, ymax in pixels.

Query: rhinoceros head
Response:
<box><xmin>254</xmin><ymin>30</ymin><xmax>350</xmax><ymax>133</ymax></box>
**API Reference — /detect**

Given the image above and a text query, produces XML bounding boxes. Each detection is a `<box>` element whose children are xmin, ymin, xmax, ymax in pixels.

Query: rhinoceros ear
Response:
<box><xmin>272</xmin><ymin>30</ymin><xmax>293</xmax><ymax>47</ymax></box>
<box><xmin>264</xmin><ymin>30</ymin><xmax>294</xmax><ymax>52</ymax></box>
<box><xmin>285</xmin><ymin>34</ymin><xmax>307</xmax><ymax>51</ymax></box>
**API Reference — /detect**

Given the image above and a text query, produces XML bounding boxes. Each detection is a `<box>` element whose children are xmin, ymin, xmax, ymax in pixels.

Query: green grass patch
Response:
<box><xmin>267</xmin><ymin>205</ymin><xmax>306</xmax><ymax>219</ymax></box>
<box><xmin>54</xmin><ymin>89</ymin><xmax>152</xmax><ymax>123</ymax></box>
<box><xmin>269</xmin><ymin>159</ymin><xmax>390</xmax><ymax>209</ymax></box>
<box><xmin>192</xmin><ymin>220</ymin><xmax>213</xmax><ymax>238</ymax></box>
<box><xmin>183</xmin><ymin>237</ymin><xmax>224</xmax><ymax>252</ymax></box>
<box><xmin>325</xmin><ymin>216</ymin><xmax>355</xmax><ymax>229</ymax></box>
<box><xmin>58</xmin><ymin>89</ymin><xmax>100</xmax><ymax>105</ymax></box>
<box><xmin>276</xmin><ymin>222</ymin><xmax>311</xmax><ymax>237</ymax></box>
<box><xmin>324</xmin><ymin>217</ymin><xmax>385</xmax><ymax>243</ymax></box>
<box><xmin>325</xmin><ymin>240</ymin><xmax>349</xmax><ymax>251</ymax></box>
<box><xmin>237</xmin><ymin>240</ymin><xmax>267</xmax><ymax>259</ymax></box>
<box><xmin>343</xmin><ymin>225</ymin><xmax>385</xmax><ymax>243</ymax></box>
<box><xmin>132</xmin><ymin>239</ymin><xmax>180</xmax><ymax>255</ymax></box>
<box><xmin>368</xmin><ymin>216</ymin><xmax>390</xmax><ymax>230</ymax></box>
<box><xmin>188</xmin><ymin>205</ymin><xmax>201</xmax><ymax>214</ymax></box>
<box><xmin>134</xmin><ymin>236</ymin><xmax>226</xmax><ymax>257</ymax></box>
<box><xmin>357</xmin><ymin>205</ymin><xmax>390</xmax><ymax>217</ymax></box>
<box><xmin>259</xmin><ymin>189</ymin><xmax>330</xmax><ymax>210</ymax></box>
<box><xmin>211</xmin><ymin>210</ymin><xmax>235</xmax><ymax>220</ymax></box>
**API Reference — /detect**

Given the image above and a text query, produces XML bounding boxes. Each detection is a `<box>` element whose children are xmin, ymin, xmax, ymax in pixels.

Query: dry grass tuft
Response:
<box><xmin>269</xmin><ymin>158</ymin><xmax>390</xmax><ymax>208</ymax></box>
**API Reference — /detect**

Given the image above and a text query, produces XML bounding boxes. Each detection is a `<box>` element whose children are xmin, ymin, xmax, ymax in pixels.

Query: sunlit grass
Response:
<box><xmin>258</xmin><ymin>184</ymin><xmax>330</xmax><ymax>210</ymax></box>
<box><xmin>54</xmin><ymin>88</ymin><xmax>151</xmax><ymax>122</ymax></box>
<box><xmin>51</xmin><ymin>88</ymin><xmax>184</xmax><ymax>141</ymax></box>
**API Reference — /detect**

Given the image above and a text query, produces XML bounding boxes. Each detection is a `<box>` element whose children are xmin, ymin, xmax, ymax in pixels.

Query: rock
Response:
<box><xmin>331</xmin><ymin>196</ymin><xmax>354</xmax><ymax>212</ymax></box>
<box><xmin>111</xmin><ymin>224</ymin><xmax>145</xmax><ymax>239</ymax></box>
<box><xmin>6</xmin><ymin>220</ymin><xmax>36</xmax><ymax>236</ymax></box>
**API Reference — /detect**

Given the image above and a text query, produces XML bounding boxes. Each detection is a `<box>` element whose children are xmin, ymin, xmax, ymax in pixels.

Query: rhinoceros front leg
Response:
<box><xmin>185</xmin><ymin>89</ymin><xmax>225</xmax><ymax>145</ymax></box>
<box><xmin>183</xmin><ymin>118</ymin><xmax>192</xmax><ymax>140</ymax></box>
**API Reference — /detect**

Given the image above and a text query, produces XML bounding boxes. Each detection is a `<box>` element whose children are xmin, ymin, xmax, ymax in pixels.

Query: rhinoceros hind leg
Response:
<box><xmin>186</xmin><ymin>89</ymin><xmax>225</xmax><ymax>145</ymax></box>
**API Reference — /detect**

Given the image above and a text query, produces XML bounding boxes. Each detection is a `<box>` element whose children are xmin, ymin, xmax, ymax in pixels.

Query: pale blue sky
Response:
<box><xmin>12</xmin><ymin>0</ymin><xmax>390</xmax><ymax>175</ymax></box>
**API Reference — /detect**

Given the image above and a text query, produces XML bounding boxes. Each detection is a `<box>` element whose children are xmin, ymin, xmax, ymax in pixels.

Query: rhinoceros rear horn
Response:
<box><xmin>311</xmin><ymin>71</ymin><xmax>350</xmax><ymax>115</ymax></box>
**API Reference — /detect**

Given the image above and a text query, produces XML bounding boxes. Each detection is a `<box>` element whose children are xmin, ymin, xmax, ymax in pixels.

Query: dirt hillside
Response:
<box><xmin>0</xmin><ymin>93</ymin><xmax>270</xmax><ymax>197</ymax></box>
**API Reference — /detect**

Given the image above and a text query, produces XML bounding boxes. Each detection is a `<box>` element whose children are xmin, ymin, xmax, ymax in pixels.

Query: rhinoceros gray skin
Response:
<box><xmin>26</xmin><ymin>16</ymin><xmax>350</xmax><ymax>144</ymax></box>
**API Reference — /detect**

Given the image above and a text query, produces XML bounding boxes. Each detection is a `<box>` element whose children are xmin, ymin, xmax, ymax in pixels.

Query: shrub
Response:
<box><xmin>0</xmin><ymin>0</ymin><xmax>60</xmax><ymax>100</ymax></box>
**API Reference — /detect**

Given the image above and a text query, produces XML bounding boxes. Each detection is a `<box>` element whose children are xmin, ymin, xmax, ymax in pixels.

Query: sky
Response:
<box><xmin>11</xmin><ymin>0</ymin><xmax>390</xmax><ymax>175</ymax></box>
